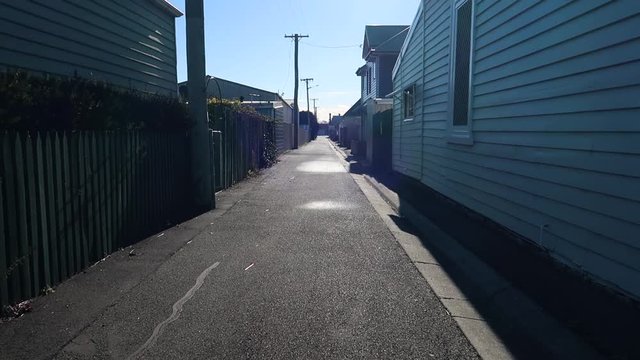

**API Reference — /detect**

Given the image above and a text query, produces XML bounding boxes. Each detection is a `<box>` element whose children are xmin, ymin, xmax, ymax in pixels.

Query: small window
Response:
<box><xmin>367</xmin><ymin>66</ymin><xmax>372</xmax><ymax>94</ymax></box>
<box><xmin>453</xmin><ymin>0</ymin><xmax>472</xmax><ymax>126</ymax></box>
<box><xmin>448</xmin><ymin>0</ymin><xmax>475</xmax><ymax>144</ymax></box>
<box><xmin>403</xmin><ymin>85</ymin><xmax>415</xmax><ymax>119</ymax></box>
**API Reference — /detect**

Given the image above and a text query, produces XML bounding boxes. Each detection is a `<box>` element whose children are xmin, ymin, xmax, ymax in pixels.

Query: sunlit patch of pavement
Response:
<box><xmin>296</xmin><ymin>160</ymin><xmax>347</xmax><ymax>173</ymax></box>
<box><xmin>298</xmin><ymin>200</ymin><xmax>358</xmax><ymax>210</ymax></box>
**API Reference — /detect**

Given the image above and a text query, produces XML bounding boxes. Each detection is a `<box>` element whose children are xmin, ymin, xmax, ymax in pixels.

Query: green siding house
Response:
<box><xmin>392</xmin><ymin>0</ymin><xmax>640</xmax><ymax>299</ymax></box>
<box><xmin>356</xmin><ymin>25</ymin><xmax>409</xmax><ymax>164</ymax></box>
<box><xmin>0</xmin><ymin>0</ymin><xmax>182</xmax><ymax>96</ymax></box>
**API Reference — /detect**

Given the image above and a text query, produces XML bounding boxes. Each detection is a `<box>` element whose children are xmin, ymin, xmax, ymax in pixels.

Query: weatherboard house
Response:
<box><xmin>0</xmin><ymin>0</ymin><xmax>183</xmax><ymax>96</ymax></box>
<box><xmin>355</xmin><ymin>25</ymin><xmax>409</xmax><ymax>164</ymax></box>
<box><xmin>391</xmin><ymin>0</ymin><xmax>640</xmax><ymax>299</ymax></box>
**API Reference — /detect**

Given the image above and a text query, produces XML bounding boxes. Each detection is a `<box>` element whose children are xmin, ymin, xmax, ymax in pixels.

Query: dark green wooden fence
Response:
<box><xmin>0</xmin><ymin>131</ymin><xmax>191</xmax><ymax>306</ymax></box>
<box><xmin>211</xmin><ymin>110</ymin><xmax>270</xmax><ymax>192</ymax></box>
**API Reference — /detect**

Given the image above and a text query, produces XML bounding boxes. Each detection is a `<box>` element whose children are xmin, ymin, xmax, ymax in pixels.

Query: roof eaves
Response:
<box><xmin>150</xmin><ymin>0</ymin><xmax>183</xmax><ymax>17</ymax></box>
<box><xmin>392</xmin><ymin>2</ymin><xmax>422</xmax><ymax>80</ymax></box>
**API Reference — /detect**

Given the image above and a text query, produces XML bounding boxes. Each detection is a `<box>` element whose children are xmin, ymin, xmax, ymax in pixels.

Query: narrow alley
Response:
<box><xmin>2</xmin><ymin>138</ymin><xmax>478</xmax><ymax>359</ymax></box>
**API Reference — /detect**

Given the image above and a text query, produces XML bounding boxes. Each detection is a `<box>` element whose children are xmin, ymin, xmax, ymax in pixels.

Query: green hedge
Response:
<box><xmin>208</xmin><ymin>99</ymin><xmax>278</xmax><ymax>168</ymax></box>
<box><xmin>0</xmin><ymin>71</ymin><xmax>190</xmax><ymax>131</ymax></box>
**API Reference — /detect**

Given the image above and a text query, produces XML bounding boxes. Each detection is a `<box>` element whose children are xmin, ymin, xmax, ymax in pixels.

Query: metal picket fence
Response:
<box><xmin>0</xmin><ymin>131</ymin><xmax>191</xmax><ymax>306</ymax></box>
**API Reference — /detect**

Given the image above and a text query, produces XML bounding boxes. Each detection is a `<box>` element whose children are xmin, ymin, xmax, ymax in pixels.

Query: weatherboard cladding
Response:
<box><xmin>378</xmin><ymin>55</ymin><xmax>398</xmax><ymax>99</ymax></box>
<box><xmin>393</xmin><ymin>0</ymin><xmax>640</xmax><ymax>298</ymax></box>
<box><xmin>393</xmin><ymin>4</ymin><xmax>425</xmax><ymax>180</ymax></box>
<box><xmin>362</xmin><ymin>26</ymin><xmax>410</xmax><ymax>104</ymax></box>
<box><xmin>363</xmin><ymin>62</ymin><xmax>378</xmax><ymax>102</ymax></box>
<box><xmin>0</xmin><ymin>0</ymin><xmax>180</xmax><ymax>96</ymax></box>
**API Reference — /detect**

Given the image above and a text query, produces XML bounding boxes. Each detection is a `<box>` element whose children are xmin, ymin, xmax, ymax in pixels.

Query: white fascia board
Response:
<box><xmin>392</xmin><ymin>1</ymin><xmax>423</xmax><ymax>80</ymax></box>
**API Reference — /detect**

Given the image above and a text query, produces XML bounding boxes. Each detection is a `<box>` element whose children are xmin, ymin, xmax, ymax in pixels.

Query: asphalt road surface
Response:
<box><xmin>57</xmin><ymin>137</ymin><xmax>479</xmax><ymax>359</ymax></box>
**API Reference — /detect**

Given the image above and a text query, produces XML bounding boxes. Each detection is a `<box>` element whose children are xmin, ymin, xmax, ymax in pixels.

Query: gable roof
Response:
<box><xmin>343</xmin><ymin>99</ymin><xmax>363</xmax><ymax>117</ymax></box>
<box><xmin>362</xmin><ymin>25</ymin><xmax>410</xmax><ymax>60</ymax></box>
<box><xmin>392</xmin><ymin>1</ymin><xmax>423</xmax><ymax>80</ymax></box>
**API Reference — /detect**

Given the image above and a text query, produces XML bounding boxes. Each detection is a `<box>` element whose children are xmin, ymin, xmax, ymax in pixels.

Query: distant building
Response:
<box><xmin>356</xmin><ymin>25</ymin><xmax>409</xmax><ymax>164</ymax></box>
<box><xmin>179</xmin><ymin>77</ymin><xmax>296</xmax><ymax>152</ymax></box>
<box><xmin>0</xmin><ymin>0</ymin><xmax>183</xmax><ymax>96</ymax></box>
<box><xmin>336</xmin><ymin>100</ymin><xmax>363</xmax><ymax>149</ymax></box>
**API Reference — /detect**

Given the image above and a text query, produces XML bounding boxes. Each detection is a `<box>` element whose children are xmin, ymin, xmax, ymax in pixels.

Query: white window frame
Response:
<box><xmin>403</xmin><ymin>84</ymin><xmax>415</xmax><ymax>121</ymax></box>
<box><xmin>367</xmin><ymin>65</ymin><xmax>372</xmax><ymax>95</ymax></box>
<box><xmin>447</xmin><ymin>0</ymin><xmax>475</xmax><ymax>145</ymax></box>
<box><xmin>372</xmin><ymin>61</ymin><xmax>376</xmax><ymax>81</ymax></box>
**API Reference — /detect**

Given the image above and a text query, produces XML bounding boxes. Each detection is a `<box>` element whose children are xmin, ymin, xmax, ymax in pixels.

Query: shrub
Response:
<box><xmin>207</xmin><ymin>99</ymin><xmax>278</xmax><ymax>168</ymax></box>
<box><xmin>0</xmin><ymin>71</ymin><xmax>190</xmax><ymax>131</ymax></box>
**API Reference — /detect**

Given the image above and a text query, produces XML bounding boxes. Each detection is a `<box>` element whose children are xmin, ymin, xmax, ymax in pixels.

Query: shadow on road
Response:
<box><xmin>336</xmin><ymin>140</ymin><xmax>640</xmax><ymax>360</ymax></box>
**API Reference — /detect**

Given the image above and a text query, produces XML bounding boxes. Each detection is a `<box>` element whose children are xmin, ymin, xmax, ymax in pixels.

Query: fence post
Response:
<box><xmin>53</xmin><ymin>133</ymin><xmax>65</xmax><ymax>282</ymax></box>
<box><xmin>0</xmin><ymin>132</ymin><xmax>8</xmax><ymax>306</ymax></box>
<box><xmin>61</xmin><ymin>133</ymin><xmax>73</xmax><ymax>279</ymax></box>
<box><xmin>3</xmin><ymin>133</ymin><xmax>20</xmax><ymax>302</ymax></box>
<box><xmin>70</xmin><ymin>133</ymin><xmax>82</xmax><ymax>274</ymax></box>
<box><xmin>25</xmin><ymin>135</ymin><xmax>42</xmax><ymax>296</ymax></box>
<box><xmin>208</xmin><ymin>130</ymin><xmax>216</xmax><ymax>198</ymax></box>
<box><xmin>0</xmin><ymin>182</ymin><xmax>6</xmax><ymax>306</ymax></box>
<box><xmin>35</xmin><ymin>133</ymin><xmax>51</xmax><ymax>288</ymax></box>
<box><xmin>77</xmin><ymin>133</ymin><xmax>88</xmax><ymax>269</ymax></box>
<box><xmin>211</xmin><ymin>131</ymin><xmax>222</xmax><ymax>191</ymax></box>
<box><xmin>82</xmin><ymin>132</ymin><xmax>93</xmax><ymax>266</ymax></box>
<box><xmin>15</xmin><ymin>135</ymin><xmax>33</xmax><ymax>298</ymax></box>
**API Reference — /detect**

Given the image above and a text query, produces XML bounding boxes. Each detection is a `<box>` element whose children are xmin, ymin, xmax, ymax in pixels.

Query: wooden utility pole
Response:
<box><xmin>311</xmin><ymin>98</ymin><xmax>318</xmax><ymax>119</ymax></box>
<box><xmin>284</xmin><ymin>34</ymin><xmax>308</xmax><ymax>149</ymax></box>
<box><xmin>300</xmin><ymin>78</ymin><xmax>314</xmax><ymax>113</ymax></box>
<box><xmin>186</xmin><ymin>0</ymin><xmax>213</xmax><ymax>210</ymax></box>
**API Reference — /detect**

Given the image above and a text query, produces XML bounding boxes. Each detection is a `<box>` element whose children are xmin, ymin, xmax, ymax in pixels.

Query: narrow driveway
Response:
<box><xmin>59</xmin><ymin>137</ymin><xmax>479</xmax><ymax>359</ymax></box>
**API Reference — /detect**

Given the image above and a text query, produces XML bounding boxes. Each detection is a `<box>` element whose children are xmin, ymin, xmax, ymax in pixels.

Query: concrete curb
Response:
<box><xmin>360</xmin><ymin>174</ymin><xmax>602</xmax><ymax>360</ymax></box>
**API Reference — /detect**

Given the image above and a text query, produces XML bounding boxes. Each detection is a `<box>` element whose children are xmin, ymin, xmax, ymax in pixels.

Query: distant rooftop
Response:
<box><xmin>179</xmin><ymin>77</ymin><xmax>290</xmax><ymax>107</ymax></box>
<box><xmin>362</xmin><ymin>25</ymin><xmax>410</xmax><ymax>59</ymax></box>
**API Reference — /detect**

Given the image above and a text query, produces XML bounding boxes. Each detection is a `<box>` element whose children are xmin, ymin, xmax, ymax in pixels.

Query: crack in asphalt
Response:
<box><xmin>126</xmin><ymin>261</ymin><xmax>220</xmax><ymax>360</ymax></box>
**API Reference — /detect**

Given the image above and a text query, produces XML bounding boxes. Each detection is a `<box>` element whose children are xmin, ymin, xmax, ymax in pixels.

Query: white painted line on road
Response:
<box><xmin>127</xmin><ymin>261</ymin><xmax>220</xmax><ymax>360</ymax></box>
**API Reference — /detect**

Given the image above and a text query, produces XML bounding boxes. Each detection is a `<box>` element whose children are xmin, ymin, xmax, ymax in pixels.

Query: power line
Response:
<box><xmin>280</xmin><ymin>38</ymin><xmax>293</xmax><ymax>95</ymax></box>
<box><xmin>301</xmin><ymin>41</ymin><xmax>362</xmax><ymax>49</ymax></box>
<box><xmin>370</xmin><ymin>27</ymin><xmax>409</xmax><ymax>52</ymax></box>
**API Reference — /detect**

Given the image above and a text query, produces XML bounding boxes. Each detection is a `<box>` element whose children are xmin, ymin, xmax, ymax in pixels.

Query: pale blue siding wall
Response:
<box><xmin>362</xmin><ymin>61</ymin><xmax>378</xmax><ymax>102</ymax></box>
<box><xmin>378</xmin><ymin>55</ymin><xmax>398</xmax><ymax>97</ymax></box>
<box><xmin>0</xmin><ymin>0</ymin><xmax>179</xmax><ymax>96</ymax></box>
<box><xmin>393</xmin><ymin>0</ymin><xmax>640</xmax><ymax>298</ymax></box>
<box><xmin>393</xmin><ymin>5</ymin><xmax>425</xmax><ymax>180</ymax></box>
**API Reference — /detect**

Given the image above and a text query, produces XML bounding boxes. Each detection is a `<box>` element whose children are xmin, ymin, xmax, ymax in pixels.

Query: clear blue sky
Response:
<box><xmin>171</xmin><ymin>0</ymin><xmax>419</xmax><ymax>122</ymax></box>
